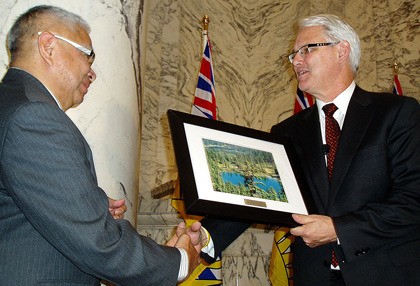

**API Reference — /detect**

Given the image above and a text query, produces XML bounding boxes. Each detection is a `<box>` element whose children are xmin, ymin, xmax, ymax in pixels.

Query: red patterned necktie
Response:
<box><xmin>323</xmin><ymin>103</ymin><xmax>340</xmax><ymax>267</ymax></box>
<box><xmin>323</xmin><ymin>103</ymin><xmax>340</xmax><ymax>181</ymax></box>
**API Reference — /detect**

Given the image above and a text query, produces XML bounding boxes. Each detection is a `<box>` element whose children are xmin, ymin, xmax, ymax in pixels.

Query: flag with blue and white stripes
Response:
<box><xmin>173</xmin><ymin>28</ymin><xmax>222</xmax><ymax>286</ymax></box>
<box><xmin>191</xmin><ymin>34</ymin><xmax>217</xmax><ymax>119</ymax></box>
<box><xmin>393</xmin><ymin>73</ymin><xmax>403</xmax><ymax>96</ymax></box>
<box><xmin>294</xmin><ymin>87</ymin><xmax>314</xmax><ymax>114</ymax></box>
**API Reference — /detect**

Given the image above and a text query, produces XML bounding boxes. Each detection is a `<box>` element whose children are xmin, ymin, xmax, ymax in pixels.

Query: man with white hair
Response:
<box><xmin>197</xmin><ymin>14</ymin><xmax>420</xmax><ymax>286</ymax></box>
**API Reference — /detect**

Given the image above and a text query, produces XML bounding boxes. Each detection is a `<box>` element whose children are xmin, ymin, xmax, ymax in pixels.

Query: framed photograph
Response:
<box><xmin>167</xmin><ymin>109</ymin><xmax>316</xmax><ymax>226</ymax></box>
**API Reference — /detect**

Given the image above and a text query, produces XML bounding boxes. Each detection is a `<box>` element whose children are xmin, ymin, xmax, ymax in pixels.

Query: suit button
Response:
<box><xmin>355</xmin><ymin>247</ymin><xmax>371</xmax><ymax>256</ymax></box>
<box><xmin>362</xmin><ymin>247</ymin><xmax>370</xmax><ymax>253</ymax></box>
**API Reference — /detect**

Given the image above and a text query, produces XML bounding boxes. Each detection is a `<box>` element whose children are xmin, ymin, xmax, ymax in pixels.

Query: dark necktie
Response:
<box><xmin>323</xmin><ymin>103</ymin><xmax>340</xmax><ymax>181</ymax></box>
<box><xmin>323</xmin><ymin>103</ymin><xmax>340</xmax><ymax>267</ymax></box>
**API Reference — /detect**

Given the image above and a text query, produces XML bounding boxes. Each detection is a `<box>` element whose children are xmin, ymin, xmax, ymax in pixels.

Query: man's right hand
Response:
<box><xmin>166</xmin><ymin>221</ymin><xmax>204</xmax><ymax>252</ymax></box>
<box><xmin>173</xmin><ymin>233</ymin><xmax>201</xmax><ymax>278</ymax></box>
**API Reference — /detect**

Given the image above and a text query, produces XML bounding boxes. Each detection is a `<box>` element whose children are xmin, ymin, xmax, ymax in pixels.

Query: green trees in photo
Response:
<box><xmin>203</xmin><ymin>138</ymin><xmax>287</xmax><ymax>202</ymax></box>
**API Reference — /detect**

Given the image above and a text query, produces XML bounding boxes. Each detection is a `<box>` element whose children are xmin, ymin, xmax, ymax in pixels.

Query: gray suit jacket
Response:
<box><xmin>0</xmin><ymin>68</ymin><xmax>180</xmax><ymax>285</ymax></box>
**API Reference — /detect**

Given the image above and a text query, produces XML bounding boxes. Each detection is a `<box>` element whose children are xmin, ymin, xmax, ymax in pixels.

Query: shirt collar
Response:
<box><xmin>45</xmin><ymin>86</ymin><xmax>63</xmax><ymax>110</ymax></box>
<box><xmin>316</xmin><ymin>81</ymin><xmax>355</xmax><ymax>117</ymax></box>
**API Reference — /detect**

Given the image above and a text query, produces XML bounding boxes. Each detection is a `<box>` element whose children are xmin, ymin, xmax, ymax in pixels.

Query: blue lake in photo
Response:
<box><xmin>221</xmin><ymin>172</ymin><xmax>282</xmax><ymax>192</ymax></box>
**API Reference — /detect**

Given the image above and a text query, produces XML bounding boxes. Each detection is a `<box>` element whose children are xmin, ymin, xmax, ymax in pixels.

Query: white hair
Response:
<box><xmin>299</xmin><ymin>14</ymin><xmax>361</xmax><ymax>73</ymax></box>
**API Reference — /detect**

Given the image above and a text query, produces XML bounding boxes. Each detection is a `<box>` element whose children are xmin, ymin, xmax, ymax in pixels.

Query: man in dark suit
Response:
<box><xmin>0</xmin><ymin>5</ymin><xmax>202</xmax><ymax>285</ymax></box>
<box><xmin>197</xmin><ymin>14</ymin><xmax>420</xmax><ymax>286</ymax></box>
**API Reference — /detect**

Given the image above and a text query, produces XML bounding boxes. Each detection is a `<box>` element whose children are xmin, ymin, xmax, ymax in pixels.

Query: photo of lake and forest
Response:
<box><xmin>202</xmin><ymin>138</ymin><xmax>288</xmax><ymax>202</ymax></box>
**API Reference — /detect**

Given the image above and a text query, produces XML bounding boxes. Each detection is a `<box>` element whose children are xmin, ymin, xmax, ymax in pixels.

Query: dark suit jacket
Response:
<box><xmin>0</xmin><ymin>68</ymin><xmax>180</xmax><ymax>286</ymax></box>
<box><xmin>201</xmin><ymin>86</ymin><xmax>420</xmax><ymax>286</ymax></box>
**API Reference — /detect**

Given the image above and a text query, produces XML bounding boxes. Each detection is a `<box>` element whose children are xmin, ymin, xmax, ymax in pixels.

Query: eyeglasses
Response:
<box><xmin>37</xmin><ymin>32</ymin><xmax>95</xmax><ymax>64</ymax></box>
<box><xmin>288</xmin><ymin>42</ymin><xmax>339</xmax><ymax>63</ymax></box>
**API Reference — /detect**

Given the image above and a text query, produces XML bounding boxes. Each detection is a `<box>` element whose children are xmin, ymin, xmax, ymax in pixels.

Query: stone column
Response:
<box><xmin>0</xmin><ymin>0</ymin><xmax>140</xmax><ymax>225</ymax></box>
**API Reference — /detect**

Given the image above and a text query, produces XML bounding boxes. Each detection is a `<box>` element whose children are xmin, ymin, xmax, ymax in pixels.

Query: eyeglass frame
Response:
<box><xmin>37</xmin><ymin>31</ymin><xmax>95</xmax><ymax>64</ymax></box>
<box><xmin>288</xmin><ymin>42</ymin><xmax>339</xmax><ymax>63</ymax></box>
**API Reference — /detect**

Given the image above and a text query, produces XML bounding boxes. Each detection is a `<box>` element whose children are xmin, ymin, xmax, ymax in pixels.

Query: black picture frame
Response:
<box><xmin>167</xmin><ymin>109</ymin><xmax>316</xmax><ymax>226</ymax></box>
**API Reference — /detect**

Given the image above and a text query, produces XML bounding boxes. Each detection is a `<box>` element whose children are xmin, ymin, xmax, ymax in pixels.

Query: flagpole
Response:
<box><xmin>392</xmin><ymin>62</ymin><xmax>399</xmax><ymax>75</ymax></box>
<box><xmin>202</xmin><ymin>15</ymin><xmax>209</xmax><ymax>51</ymax></box>
<box><xmin>192</xmin><ymin>14</ymin><xmax>217</xmax><ymax>119</ymax></box>
<box><xmin>203</xmin><ymin>15</ymin><xmax>209</xmax><ymax>31</ymax></box>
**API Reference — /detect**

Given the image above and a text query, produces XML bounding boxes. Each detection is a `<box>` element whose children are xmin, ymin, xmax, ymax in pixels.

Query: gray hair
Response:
<box><xmin>299</xmin><ymin>14</ymin><xmax>361</xmax><ymax>73</ymax></box>
<box><xmin>7</xmin><ymin>5</ymin><xmax>90</xmax><ymax>59</ymax></box>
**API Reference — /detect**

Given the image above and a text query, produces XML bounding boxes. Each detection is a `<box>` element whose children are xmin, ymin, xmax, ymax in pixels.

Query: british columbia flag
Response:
<box><xmin>393</xmin><ymin>73</ymin><xmax>403</xmax><ymax>96</ymax></box>
<box><xmin>191</xmin><ymin>34</ymin><xmax>217</xmax><ymax>119</ymax></box>
<box><xmin>294</xmin><ymin>87</ymin><xmax>314</xmax><ymax>114</ymax></box>
<box><xmin>173</xmin><ymin>30</ymin><xmax>222</xmax><ymax>286</ymax></box>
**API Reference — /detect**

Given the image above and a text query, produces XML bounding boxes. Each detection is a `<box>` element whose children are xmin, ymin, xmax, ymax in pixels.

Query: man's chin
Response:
<box><xmin>69</xmin><ymin>94</ymin><xmax>86</xmax><ymax>109</ymax></box>
<box><xmin>298</xmin><ymin>83</ymin><xmax>309</xmax><ymax>93</ymax></box>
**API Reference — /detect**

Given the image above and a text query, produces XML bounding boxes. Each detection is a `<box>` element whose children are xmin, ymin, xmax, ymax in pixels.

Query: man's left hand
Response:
<box><xmin>108</xmin><ymin>198</ymin><xmax>127</xmax><ymax>219</ymax></box>
<box><xmin>290</xmin><ymin>214</ymin><xmax>338</xmax><ymax>248</ymax></box>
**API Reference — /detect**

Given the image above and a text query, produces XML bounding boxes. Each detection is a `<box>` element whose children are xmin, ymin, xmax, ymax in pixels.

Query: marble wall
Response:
<box><xmin>138</xmin><ymin>0</ymin><xmax>420</xmax><ymax>206</ymax></box>
<box><xmin>0</xmin><ymin>0</ymin><xmax>141</xmax><ymax>224</ymax></box>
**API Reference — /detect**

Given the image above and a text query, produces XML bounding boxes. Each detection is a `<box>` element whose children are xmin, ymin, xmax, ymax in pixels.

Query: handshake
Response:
<box><xmin>109</xmin><ymin>198</ymin><xmax>206</xmax><ymax>282</ymax></box>
<box><xmin>166</xmin><ymin>221</ymin><xmax>207</xmax><ymax>282</ymax></box>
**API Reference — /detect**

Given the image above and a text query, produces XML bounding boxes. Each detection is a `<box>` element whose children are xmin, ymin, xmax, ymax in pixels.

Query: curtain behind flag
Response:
<box><xmin>269</xmin><ymin>87</ymin><xmax>314</xmax><ymax>286</ymax></box>
<box><xmin>171</xmin><ymin>27</ymin><xmax>222</xmax><ymax>285</ymax></box>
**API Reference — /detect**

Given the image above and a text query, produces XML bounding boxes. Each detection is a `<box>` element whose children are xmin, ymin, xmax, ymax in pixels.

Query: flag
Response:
<box><xmin>269</xmin><ymin>87</ymin><xmax>314</xmax><ymax>286</ymax></box>
<box><xmin>171</xmin><ymin>181</ymin><xmax>222</xmax><ymax>286</ymax></box>
<box><xmin>191</xmin><ymin>33</ymin><xmax>217</xmax><ymax>119</ymax></box>
<box><xmin>392</xmin><ymin>73</ymin><xmax>403</xmax><ymax>96</ymax></box>
<box><xmin>293</xmin><ymin>87</ymin><xmax>314</xmax><ymax>114</ymax></box>
<box><xmin>172</xmin><ymin>27</ymin><xmax>222</xmax><ymax>285</ymax></box>
<box><xmin>269</xmin><ymin>228</ymin><xmax>294</xmax><ymax>286</ymax></box>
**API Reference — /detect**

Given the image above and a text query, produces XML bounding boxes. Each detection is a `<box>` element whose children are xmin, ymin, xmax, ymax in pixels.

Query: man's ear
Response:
<box><xmin>337</xmin><ymin>40</ymin><xmax>350</xmax><ymax>63</ymax></box>
<box><xmin>37</xmin><ymin>32</ymin><xmax>56</xmax><ymax>65</ymax></box>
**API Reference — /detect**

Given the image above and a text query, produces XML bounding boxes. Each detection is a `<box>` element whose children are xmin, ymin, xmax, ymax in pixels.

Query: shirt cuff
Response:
<box><xmin>177</xmin><ymin>248</ymin><xmax>188</xmax><ymax>281</ymax></box>
<box><xmin>200</xmin><ymin>227</ymin><xmax>215</xmax><ymax>258</ymax></box>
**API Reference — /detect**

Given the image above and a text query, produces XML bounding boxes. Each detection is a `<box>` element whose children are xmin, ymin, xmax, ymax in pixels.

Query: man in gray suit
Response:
<box><xmin>0</xmin><ymin>5</ymin><xmax>202</xmax><ymax>285</ymax></box>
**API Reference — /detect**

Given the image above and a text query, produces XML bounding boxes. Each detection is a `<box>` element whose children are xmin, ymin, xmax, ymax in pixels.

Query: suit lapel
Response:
<box><xmin>297</xmin><ymin>107</ymin><xmax>330</xmax><ymax>213</ymax></box>
<box><xmin>328</xmin><ymin>86</ymin><xmax>374</xmax><ymax>205</ymax></box>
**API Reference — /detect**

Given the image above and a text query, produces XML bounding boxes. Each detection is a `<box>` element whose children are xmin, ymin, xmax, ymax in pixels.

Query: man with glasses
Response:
<box><xmin>37</xmin><ymin>32</ymin><xmax>96</xmax><ymax>64</ymax></box>
<box><xmin>194</xmin><ymin>14</ymin><xmax>420</xmax><ymax>286</ymax></box>
<box><xmin>0</xmin><ymin>5</ymin><xmax>203</xmax><ymax>285</ymax></box>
